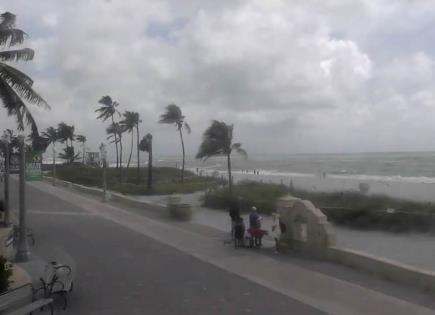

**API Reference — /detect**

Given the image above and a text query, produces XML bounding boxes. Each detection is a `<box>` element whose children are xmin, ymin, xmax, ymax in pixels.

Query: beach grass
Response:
<box><xmin>204</xmin><ymin>180</ymin><xmax>435</xmax><ymax>233</ymax></box>
<box><xmin>48</xmin><ymin>164</ymin><xmax>224</xmax><ymax>195</ymax></box>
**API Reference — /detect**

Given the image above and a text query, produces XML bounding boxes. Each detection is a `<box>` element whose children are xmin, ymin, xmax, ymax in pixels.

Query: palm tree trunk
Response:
<box><xmin>127</xmin><ymin>132</ymin><xmax>133</xmax><ymax>169</ymax></box>
<box><xmin>119</xmin><ymin>137</ymin><xmax>123</xmax><ymax>183</ymax></box>
<box><xmin>147</xmin><ymin>135</ymin><xmax>153</xmax><ymax>190</ymax></box>
<box><xmin>111</xmin><ymin>115</ymin><xmax>119</xmax><ymax>168</ymax></box>
<box><xmin>82</xmin><ymin>142</ymin><xmax>86</xmax><ymax>164</ymax></box>
<box><xmin>179</xmin><ymin>128</ymin><xmax>185</xmax><ymax>183</ymax></box>
<box><xmin>136</xmin><ymin>124</ymin><xmax>140</xmax><ymax>182</ymax></box>
<box><xmin>227</xmin><ymin>153</ymin><xmax>233</xmax><ymax>195</ymax></box>
<box><xmin>52</xmin><ymin>143</ymin><xmax>56</xmax><ymax>186</ymax></box>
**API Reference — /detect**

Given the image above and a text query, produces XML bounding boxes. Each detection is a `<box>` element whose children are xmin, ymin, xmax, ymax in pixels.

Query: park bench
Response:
<box><xmin>37</xmin><ymin>262</ymin><xmax>73</xmax><ymax>311</ymax></box>
<box><xmin>0</xmin><ymin>283</ymin><xmax>53</xmax><ymax>315</ymax></box>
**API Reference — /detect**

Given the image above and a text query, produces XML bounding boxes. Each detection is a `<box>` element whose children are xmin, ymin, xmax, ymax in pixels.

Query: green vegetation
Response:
<box><xmin>50</xmin><ymin>165</ymin><xmax>224</xmax><ymax>195</ymax></box>
<box><xmin>0</xmin><ymin>11</ymin><xmax>49</xmax><ymax>135</ymax></box>
<box><xmin>204</xmin><ymin>181</ymin><xmax>288</xmax><ymax>214</ymax></box>
<box><xmin>204</xmin><ymin>180</ymin><xmax>435</xmax><ymax>233</ymax></box>
<box><xmin>0</xmin><ymin>256</ymin><xmax>12</xmax><ymax>293</ymax></box>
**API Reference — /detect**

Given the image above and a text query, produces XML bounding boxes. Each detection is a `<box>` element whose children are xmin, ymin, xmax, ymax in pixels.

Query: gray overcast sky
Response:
<box><xmin>2</xmin><ymin>0</ymin><xmax>435</xmax><ymax>158</ymax></box>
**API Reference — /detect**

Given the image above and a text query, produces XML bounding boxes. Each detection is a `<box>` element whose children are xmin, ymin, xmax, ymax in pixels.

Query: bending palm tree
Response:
<box><xmin>57</xmin><ymin>122</ymin><xmax>74</xmax><ymax>148</ymax></box>
<box><xmin>76</xmin><ymin>135</ymin><xmax>87</xmax><ymax>164</ymax></box>
<box><xmin>139</xmin><ymin>133</ymin><xmax>153</xmax><ymax>190</ymax></box>
<box><xmin>107</xmin><ymin>122</ymin><xmax>124</xmax><ymax>182</ymax></box>
<box><xmin>159</xmin><ymin>104</ymin><xmax>190</xmax><ymax>183</ymax></box>
<box><xmin>0</xmin><ymin>12</ymin><xmax>50</xmax><ymax>134</ymax></box>
<box><xmin>120</xmin><ymin>111</ymin><xmax>139</xmax><ymax>170</ymax></box>
<box><xmin>41</xmin><ymin>126</ymin><xmax>58</xmax><ymax>185</ymax></box>
<box><xmin>196</xmin><ymin>121</ymin><xmax>247</xmax><ymax>195</ymax></box>
<box><xmin>95</xmin><ymin>96</ymin><xmax>120</xmax><ymax>168</ymax></box>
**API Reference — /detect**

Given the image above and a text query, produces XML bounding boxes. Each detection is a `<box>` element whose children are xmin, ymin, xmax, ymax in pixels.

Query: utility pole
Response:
<box><xmin>147</xmin><ymin>134</ymin><xmax>152</xmax><ymax>191</ymax></box>
<box><xmin>100</xmin><ymin>143</ymin><xmax>107</xmax><ymax>202</ymax></box>
<box><xmin>1</xmin><ymin>131</ymin><xmax>11</xmax><ymax>226</ymax></box>
<box><xmin>16</xmin><ymin>135</ymin><xmax>29</xmax><ymax>262</ymax></box>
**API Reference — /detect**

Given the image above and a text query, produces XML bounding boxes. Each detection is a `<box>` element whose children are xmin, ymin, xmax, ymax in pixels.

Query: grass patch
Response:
<box><xmin>48</xmin><ymin>164</ymin><xmax>224</xmax><ymax>195</ymax></box>
<box><xmin>204</xmin><ymin>180</ymin><xmax>289</xmax><ymax>214</ymax></box>
<box><xmin>204</xmin><ymin>180</ymin><xmax>435</xmax><ymax>233</ymax></box>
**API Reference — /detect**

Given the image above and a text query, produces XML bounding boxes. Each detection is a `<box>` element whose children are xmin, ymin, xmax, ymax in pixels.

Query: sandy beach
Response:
<box><xmin>195</xmin><ymin>168</ymin><xmax>435</xmax><ymax>203</ymax></box>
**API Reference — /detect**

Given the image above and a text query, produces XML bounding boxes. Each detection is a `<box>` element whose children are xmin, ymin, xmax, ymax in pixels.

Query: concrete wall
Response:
<box><xmin>277</xmin><ymin>196</ymin><xmax>335</xmax><ymax>258</ymax></box>
<box><xmin>277</xmin><ymin>195</ymin><xmax>435</xmax><ymax>292</ymax></box>
<box><xmin>325</xmin><ymin>247</ymin><xmax>435</xmax><ymax>292</ymax></box>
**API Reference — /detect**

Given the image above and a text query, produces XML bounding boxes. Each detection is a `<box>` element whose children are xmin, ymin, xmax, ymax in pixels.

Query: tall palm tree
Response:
<box><xmin>139</xmin><ymin>133</ymin><xmax>152</xmax><ymax>190</ymax></box>
<box><xmin>135</xmin><ymin>113</ymin><xmax>142</xmax><ymax>181</ymax></box>
<box><xmin>0</xmin><ymin>12</ymin><xmax>50</xmax><ymax>134</ymax></box>
<box><xmin>107</xmin><ymin>122</ymin><xmax>124</xmax><ymax>182</ymax></box>
<box><xmin>41</xmin><ymin>126</ymin><xmax>58</xmax><ymax>184</ymax></box>
<box><xmin>196</xmin><ymin>121</ymin><xmax>247</xmax><ymax>195</ymax></box>
<box><xmin>57</xmin><ymin>122</ymin><xmax>74</xmax><ymax>148</ymax></box>
<box><xmin>76</xmin><ymin>134</ymin><xmax>86</xmax><ymax>164</ymax></box>
<box><xmin>120</xmin><ymin>111</ymin><xmax>139</xmax><ymax>170</ymax></box>
<box><xmin>95</xmin><ymin>96</ymin><xmax>120</xmax><ymax>168</ymax></box>
<box><xmin>159</xmin><ymin>104</ymin><xmax>190</xmax><ymax>183</ymax></box>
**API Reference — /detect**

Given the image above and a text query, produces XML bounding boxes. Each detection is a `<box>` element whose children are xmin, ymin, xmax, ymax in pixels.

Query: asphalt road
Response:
<box><xmin>9</xmin><ymin>179</ymin><xmax>325</xmax><ymax>315</ymax></box>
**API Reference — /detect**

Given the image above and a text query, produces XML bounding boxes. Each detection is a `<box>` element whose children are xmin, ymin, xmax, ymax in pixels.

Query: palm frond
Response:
<box><xmin>0</xmin><ymin>75</ymin><xmax>38</xmax><ymax>132</ymax></box>
<box><xmin>159</xmin><ymin>104</ymin><xmax>183</xmax><ymax>125</ymax></box>
<box><xmin>184</xmin><ymin>121</ymin><xmax>191</xmax><ymax>134</ymax></box>
<box><xmin>0</xmin><ymin>12</ymin><xmax>16</xmax><ymax>29</ymax></box>
<box><xmin>0</xmin><ymin>63</ymin><xmax>50</xmax><ymax>108</ymax></box>
<box><xmin>0</xmin><ymin>48</ymin><xmax>34</xmax><ymax>62</ymax></box>
<box><xmin>0</xmin><ymin>29</ymin><xmax>26</xmax><ymax>47</ymax></box>
<box><xmin>232</xmin><ymin>143</ymin><xmax>248</xmax><ymax>159</ymax></box>
<box><xmin>196</xmin><ymin>121</ymin><xmax>241</xmax><ymax>160</ymax></box>
<box><xmin>139</xmin><ymin>134</ymin><xmax>152</xmax><ymax>152</ymax></box>
<box><xmin>76</xmin><ymin>135</ymin><xmax>86</xmax><ymax>143</ymax></box>
<box><xmin>98</xmin><ymin>95</ymin><xmax>113</xmax><ymax>106</ymax></box>
<box><xmin>41</xmin><ymin>126</ymin><xmax>58</xmax><ymax>143</ymax></box>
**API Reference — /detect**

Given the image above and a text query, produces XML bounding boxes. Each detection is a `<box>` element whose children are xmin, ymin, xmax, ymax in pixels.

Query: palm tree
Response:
<box><xmin>196</xmin><ymin>121</ymin><xmax>247</xmax><ymax>195</ymax></box>
<box><xmin>57</xmin><ymin>122</ymin><xmax>75</xmax><ymax>148</ymax></box>
<box><xmin>0</xmin><ymin>12</ymin><xmax>50</xmax><ymax>134</ymax></box>
<box><xmin>107</xmin><ymin>122</ymin><xmax>124</xmax><ymax>182</ymax></box>
<box><xmin>139</xmin><ymin>133</ymin><xmax>152</xmax><ymax>190</ymax></box>
<box><xmin>76</xmin><ymin>135</ymin><xmax>87</xmax><ymax>164</ymax></box>
<box><xmin>95</xmin><ymin>96</ymin><xmax>120</xmax><ymax>168</ymax></box>
<box><xmin>159</xmin><ymin>104</ymin><xmax>190</xmax><ymax>183</ymax></box>
<box><xmin>120</xmin><ymin>111</ymin><xmax>140</xmax><ymax>170</ymax></box>
<box><xmin>41</xmin><ymin>126</ymin><xmax>58</xmax><ymax>184</ymax></box>
<box><xmin>59</xmin><ymin>146</ymin><xmax>80</xmax><ymax>164</ymax></box>
<box><xmin>135</xmin><ymin>113</ymin><xmax>142</xmax><ymax>181</ymax></box>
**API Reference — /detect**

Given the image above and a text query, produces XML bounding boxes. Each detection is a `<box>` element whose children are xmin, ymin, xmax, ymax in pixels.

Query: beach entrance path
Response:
<box><xmin>9</xmin><ymin>178</ymin><xmax>435</xmax><ymax>315</ymax></box>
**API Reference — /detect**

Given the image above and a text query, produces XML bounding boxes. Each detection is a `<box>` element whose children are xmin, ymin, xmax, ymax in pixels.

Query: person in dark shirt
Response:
<box><xmin>229</xmin><ymin>202</ymin><xmax>240</xmax><ymax>239</ymax></box>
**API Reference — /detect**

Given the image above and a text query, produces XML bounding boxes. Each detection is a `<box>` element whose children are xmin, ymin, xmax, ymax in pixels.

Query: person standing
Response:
<box><xmin>271</xmin><ymin>213</ymin><xmax>282</xmax><ymax>253</ymax></box>
<box><xmin>229</xmin><ymin>202</ymin><xmax>240</xmax><ymax>240</ymax></box>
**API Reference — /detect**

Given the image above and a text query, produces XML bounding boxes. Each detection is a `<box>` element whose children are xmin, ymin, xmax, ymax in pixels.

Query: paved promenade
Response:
<box><xmin>10</xmin><ymin>179</ymin><xmax>435</xmax><ymax>314</ymax></box>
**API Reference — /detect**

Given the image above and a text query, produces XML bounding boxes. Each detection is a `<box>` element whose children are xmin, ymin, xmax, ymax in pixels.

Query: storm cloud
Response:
<box><xmin>2</xmin><ymin>0</ymin><xmax>435</xmax><ymax>158</ymax></box>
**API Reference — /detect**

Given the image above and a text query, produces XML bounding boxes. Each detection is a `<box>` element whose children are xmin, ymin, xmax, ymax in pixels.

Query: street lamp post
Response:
<box><xmin>52</xmin><ymin>144</ymin><xmax>56</xmax><ymax>186</ymax></box>
<box><xmin>1</xmin><ymin>131</ymin><xmax>11</xmax><ymax>226</ymax></box>
<box><xmin>16</xmin><ymin>135</ymin><xmax>29</xmax><ymax>262</ymax></box>
<box><xmin>99</xmin><ymin>143</ymin><xmax>107</xmax><ymax>202</ymax></box>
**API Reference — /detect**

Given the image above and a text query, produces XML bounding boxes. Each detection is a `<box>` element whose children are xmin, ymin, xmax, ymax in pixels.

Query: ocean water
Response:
<box><xmin>179</xmin><ymin>151</ymin><xmax>435</xmax><ymax>184</ymax></box>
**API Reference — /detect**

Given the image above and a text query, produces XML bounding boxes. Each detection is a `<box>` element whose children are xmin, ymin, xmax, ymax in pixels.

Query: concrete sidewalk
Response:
<box><xmin>28</xmin><ymin>181</ymin><xmax>435</xmax><ymax>315</ymax></box>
